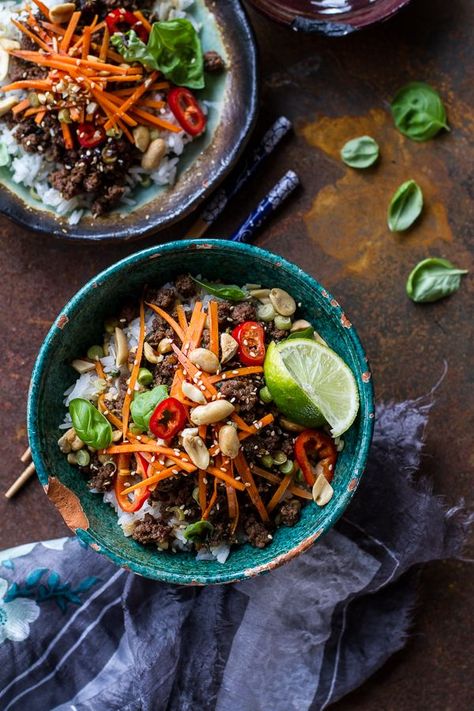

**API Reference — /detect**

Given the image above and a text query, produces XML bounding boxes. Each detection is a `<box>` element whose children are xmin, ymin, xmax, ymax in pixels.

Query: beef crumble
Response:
<box><xmin>278</xmin><ymin>498</ymin><xmax>302</xmax><ymax>527</ymax></box>
<box><xmin>204</xmin><ymin>51</ymin><xmax>226</xmax><ymax>73</ymax></box>
<box><xmin>132</xmin><ymin>514</ymin><xmax>172</xmax><ymax>546</ymax></box>
<box><xmin>218</xmin><ymin>377</ymin><xmax>261</xmax><ymax>414</ymax></box>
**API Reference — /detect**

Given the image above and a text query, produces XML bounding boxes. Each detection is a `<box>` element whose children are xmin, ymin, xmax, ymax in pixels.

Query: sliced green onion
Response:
<box><xmin>75</xmin><ymin>449</ymin><xmax>91</xmax><ymax>467</ymax></box>
<box><xmin>87</xmin><ymin>345</ymin><xmax>104</xmax><ymax>360</ymax></box>
<box><xmin>279</xmin><ymin>459</ymin><xmax>294</xmax><ymax>475</ymax></box>
<box><xmin>259</xmin><ymin>386</ymin><xmax>273</xmax><ymax>404</ymax></box>
<box><xmin>274</xmin><ymin>315</ymin><xmax>292</xmax><ymax>330</ymax></box>
<box><xmin>137</xmin><ymin>368</ymin><xmax>153</xmax><ymax>386</ymax></box>
<box><xmin>260</xmin><ymin>454</ymin><xmax>274</xmax><ymax>469</ymax></box>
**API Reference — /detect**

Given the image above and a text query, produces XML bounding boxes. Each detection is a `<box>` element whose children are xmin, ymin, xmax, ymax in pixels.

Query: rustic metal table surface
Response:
<box><xmin>1</xmin><ymin>0</ymin><xmax>472</xmax><ymax>707</ymax></box>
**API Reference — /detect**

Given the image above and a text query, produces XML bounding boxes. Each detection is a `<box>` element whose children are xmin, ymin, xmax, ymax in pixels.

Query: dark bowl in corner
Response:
<box><xmin>0</xmin><ymin>0</ymin><xmax>258</xmax><ymax>242</ymax></box>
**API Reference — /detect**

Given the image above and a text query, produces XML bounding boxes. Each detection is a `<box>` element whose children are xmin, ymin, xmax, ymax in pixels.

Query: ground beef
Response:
<box><xmin>218</xmin><ymin>378</ymin><xmax>261</xmax><ymax>414</ymax></box>
<box><xmin>244</xmin><ymin>515</ymin><xmax>272</xmax><ymax>549</ymax></box>
<box><xmin>153</xmin><ymin>353</ymin><xmax>178</xmax><ymax>386</ymax></box>
<box><xmin>232</xmin><ymin>302</ymin><xmax>257</xmax><ymax>323</ymax></box>
<box><xmin>278</xmin><ymin>498</ymin><xmax>302</xmax><ymax>527</ymax></box>
<box><xmin>146</xmin><ymin>316</ymin><xmax>175</xmax><ymax>347</ymax></box>
<box><xmin>201</xmin><ymin>328</ymin><xmax>210</xmax><ymax>348</ymax></box>
<box><xmin>264</xmin><ymin>322</ymin><xmax>288</xmax><ymax>342</ymax></box>
<box><xmin>118</xmin><ymin>301</ymin><xmax>138</xmax><ymax>324</ymax></box>
<box><xmin>204</xmin><ymin>51</ymin><xmax>226</xmax><ymax>72</ymax></box>
<box><xmin>87</xmin><ymin>462</ymin><xmax>115</xmax><ymax>492</ymax></box>
<box><xmin>217</xmin><ymin>301</ymin><xmax>233</xmax><ymax>327</ymax></box>
<box><xmin>150</xmin><ymin>476</ymin><xmax>199</xmax><ymax>516</ymax></box>
<box><xmin>92</xmin><ymin>186</ymin><xmax>126</xmax><ymax>216</ymax></box>
<box><xmin>131</xmin><ymin>514</ymin><xmax>172</xmax><ymax>546</ymax></box>
<box><xmin>175</xmin><ymin>273</ymin><xmax>197</xmax><ymax>298</ymax></box>
<box><xmin>146</xmin><ymin>285</ymin><xmax>177</xmax><ymax>312</ymax></box>
<box><xmin>243</xmin><ymin>422</ymin><xmax>296</xmax><ymax>462</ymax></box>
<box><xmin>105</xmin><ymin>375</ymin><xmax>128</xmax><ymax>415</ymax></box>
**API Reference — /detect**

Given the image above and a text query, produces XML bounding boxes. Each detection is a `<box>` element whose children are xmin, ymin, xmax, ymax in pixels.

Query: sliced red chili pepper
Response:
<box><xmin>76</xmin><ymin>122</ymin><xmax>106</xmax><ymax>149</ymax></box>
<box><xmin>168</xmin><ymin>87</ymin><xmax>207</xmax><ymax>137</ymax></box>
<box><xmin>294</xmin><ymin>430</ymin><xmax>337</xmax><ymax>486</ymax></box>
<box><xmin>149</xmin><ymin>397</ymin><xmax>187</xmax><ymax>440</ymax></box>
<box><xmin>105</xmin><ymin>8</ymin><xmax>149</xmax><ymax>42</ymax></box>
<box><xmin>231</xmin><ymin>321</ymin><xmax>266</xmax><ymax>366</ymax></box>
<box><xmin>115</xmin><ymin>452</ymin><xmax>150</xmax><ymax>512</ymax></box>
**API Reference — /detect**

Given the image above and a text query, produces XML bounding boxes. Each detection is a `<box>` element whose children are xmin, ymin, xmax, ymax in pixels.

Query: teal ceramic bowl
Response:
<box><xmin>0</xmin><ymin>0</ymin><xmax>258</xmax><ymax>241</ymax></box>
<box><xmin>28</xmin><ymin>240</ymin><xmax>374</xmax><ymax>584</ymax></box>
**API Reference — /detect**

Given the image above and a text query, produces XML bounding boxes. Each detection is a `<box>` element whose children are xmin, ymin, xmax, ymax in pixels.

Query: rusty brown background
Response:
<box><xmin>0</xmin><ymin>0</ymin><xmax>473</xmax><ymax>707</ymax></box>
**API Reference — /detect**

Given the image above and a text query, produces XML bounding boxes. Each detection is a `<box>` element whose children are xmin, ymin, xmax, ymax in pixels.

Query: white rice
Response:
<box><xmin>0</xmin><ymin>0</ymin><xmax>200</xmax><ymax>223</ymax></box>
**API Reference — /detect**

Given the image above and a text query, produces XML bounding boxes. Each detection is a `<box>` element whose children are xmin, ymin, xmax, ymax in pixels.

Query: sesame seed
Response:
<box><xmin>245</xmin><ymin>482</ymin><xmax>251</xmax><ymax>488</ymax></box>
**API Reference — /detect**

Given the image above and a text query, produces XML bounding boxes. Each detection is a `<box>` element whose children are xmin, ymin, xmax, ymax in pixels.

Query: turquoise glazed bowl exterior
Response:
<box><xmin>0</xmin><ymin>0</ymin><xmax>258</xmax><ymax>241</ymax></box>
<box><xmin>28</xmin><ymin>240</ymin><xmax>374</xmax><ymax>585</ymax></box>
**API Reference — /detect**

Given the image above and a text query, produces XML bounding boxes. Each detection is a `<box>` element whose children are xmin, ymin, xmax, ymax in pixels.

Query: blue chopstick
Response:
<box><xmin>230</xmin><ymin>170</ymin><xmax>300</xmax><ymax>243</ymax></box>
<box><xmin>186</xmin><ymin>116</ymin><xmax>292</xmax><ymax>238</ymax></box>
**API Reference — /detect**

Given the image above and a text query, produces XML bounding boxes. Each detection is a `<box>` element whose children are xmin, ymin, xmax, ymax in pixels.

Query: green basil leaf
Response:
<box><xmin>111</xmin><ymin>18</ymin><xmax>204</xmax><ymax>89</ymax></box>
<box><xmin>191</xmin><ymin>277</ymin><xmax>248</xmax><ymax>301</ymax></box>
<box><xmin>406</xmin><ymin>258</ymin><xmax>468</xmax><ymax>303</ymax></box>
<box><xmin>184</xmin><ymin>519</ymin><xmax>214</xmax><ymax>542</ymax></box>
<box><xmin>387</xmin><ymin>179</ymin><xmax>423</xmax><ymax>232</ymax></box>
<box><xmin>130</xmin><ymin>385</ymin><xmax>168</xmax><ymax>431</ymax></box>
<box><xmin>340</xmin><ymin>136</ymin><xmax>379</xmax><ymax>168</ymax></box>
<box><xmin>287</xmin><ymin>327</ymin><xmax>314</xmax><ymax>341</ymax></box>
<box><xmin>0</xmin><ymin>143</ymin><xmax>10</xmax><ymax>168</ymax></box>
<box><xmin>391</xmin><ymin>82</ymin><xmax>449</xmax><ymax>142</ymax></box>
<box><xmin>69</xmin><ymin>398</ymin><xmax>112</xmax><ymax>449</ymax></box>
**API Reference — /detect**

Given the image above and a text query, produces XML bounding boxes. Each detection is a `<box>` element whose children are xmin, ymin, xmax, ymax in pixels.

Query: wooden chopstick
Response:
<box><xmin>5</xmin><ymin>461</ymin><xmax>36</xmax><ymax>499</ymax></box>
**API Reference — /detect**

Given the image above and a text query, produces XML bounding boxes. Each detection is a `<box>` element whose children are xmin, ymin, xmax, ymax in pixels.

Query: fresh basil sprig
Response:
<box><xmin>391</xmin><ymin>82</ymin><xmax>449</xmax><ymax>142</ymax></box>
<box><xmin>131</xmin><ymin>385</ymin><xmax>168</xmax><ymax>432</ymax></box>
<box><xmin>69</xmin><ymin>398</ymin><xmax>112</xmax><ymax>449</ymax></box>
<box><xmin>111</xmin><ymin>18</ymin><xmax>204</xmax><ymax>89</ymax></box>
<box><xmin>387</xmin><ymin>179</ymin><xmax>423</xmax><ymax>232</ymax></box>
<box><xmin>340</xmin><ymin>136</ymin><xmax>379</xmax><ymax>168</ymax></box>
<box><xmin>406</xmin><ymin>258</ymin><xmax>468</xmax><ymax>303</ymax></box>
<box><xmin>191</xmin><ymin>277</ymin><xmax>248</xmax><ymax>301</ymax></box>
<box><xmin>184</xmin><ymin>519</ymin><xmax>214</xmax><ymax>541</ymax></box>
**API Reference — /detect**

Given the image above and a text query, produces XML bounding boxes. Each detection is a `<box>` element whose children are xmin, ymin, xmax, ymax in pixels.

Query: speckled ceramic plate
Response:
<box><xmin>248</xmin><ymin>0</ymin><xmax>412</xmax><ymax>35</ymax></box>
<box><xmin>28</xmin><ymin>240</ymin><xmax>374</xmax><ymax>585</ymax></box>
<box><xmin>0</xmin><ymin>1</ymin><xmax>258</xmax><ymax>241</ymax></box>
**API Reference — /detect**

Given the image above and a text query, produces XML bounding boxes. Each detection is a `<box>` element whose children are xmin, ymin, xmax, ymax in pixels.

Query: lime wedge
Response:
<box><xmin>264</xmin><ymin>339</ymin><xmax>359</xmax><ymax>437</ymax></box>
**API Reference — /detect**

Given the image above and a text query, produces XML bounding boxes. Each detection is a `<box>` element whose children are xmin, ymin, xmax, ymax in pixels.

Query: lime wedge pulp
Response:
<box><xmin>264</xmin><ymin>339</ymin><xmax>360</xmax><ymax>437</ymax></box>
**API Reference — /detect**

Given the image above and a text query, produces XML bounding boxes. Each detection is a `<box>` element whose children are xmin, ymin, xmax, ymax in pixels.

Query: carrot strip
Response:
<box><xmin>129</xmin><ymin>106</ymin><xmax>181</xmax><ymax>133</ymax></box>
<box><xmin>234</xmin><ymin>452</ymin><xmax>270</xmax><ymax>522</ymax></box>
<box><xmin>230</xmin><ymin>412</ymin><xmax>255</xmax><ymax>434</ymax></box>
<box><xmin>94</xmin><ymin>74</ymin><xmax>143</xmax><ymax>83</ymax></box>
<box><xmin>121</xmin><ymin>299</ymin><xmax>145</xmax><ymax>439</ymax></box>
<box><xmin>60</xmin><ymin>11</ymin><xmax>81</xmax><ymax>52</ymax></box>
<box><xmin>203</xmin><ymin>477</ymin><xmax>218</xmax><ymax>520</ymax></box>
<box><xmin>103</xmin><ymin>443</ymin><xmax>196</xmax><ymax>472</ymax></box>
<box><xmin>121</xmin><ymin>465</ymin><xmax>186</xmax><ymax>495</ymax></box>
<box><xmin>34</xmin><ymin>109</ymin><xmax>46</xmax><ymax>124</ymax></box>
<box><xmin>31</xmin><ymin>0</ymin><xmax>51</xmax><ymax>18</ymax></box>
<box><xmin>23</xmin><ymin>106</ymin><xmax>44</xmax><ymax>117</ymax></box>
<box><xmin>82</xmin><ymin>25</ymin><xmax>92</xmax><ymax>60</ymax></box>
<box><xmin>0</xmin><ymin>79</ymin><xmax>52</xmax><ymax>92</ymax></box>
<box><xmin>60</xmin><ymin>121</ymin><xmax>73</xmax><ymax>149</ymax></box>
<box><xmin>226</xmin><ymin>478</ymin><xmax>239</xmax><ymax>535</ymax></box>
<box><xmin>171</xmin><ymin>345</ymin><xmax>215</xmax><ymax>398</ymax></box>
<box><xmin>267</xmin><ymin>473</ymin><xmax>293</xmax><ymax>513</ymax></box>
<box><xmin>89</xmin><ymin>87</ymin><xmax>137</xmax><ymax>127</ymax></box>
<box><xmin>11</xmin><ymin>50</ymin><xmax>135</xmax><ymax>75</ymax></box>
<box><xmin>99</xmin><ymin>26</ymin><xmax>109</xmax><ymax>62</ymax></box>
<box><xmin>11</xmin><ymin>19</ymin><xmax>50</xmax><ymax>50</ymax></box>
<box><xmin>133</xmin><ymin>10</ymin><xmax>152</xmax><ymax>33</ymax></box>
<box><xmin>238</xmin><ymin>414</ymin><xmax>275</xmax><ymax>440</ymax></box>
<box><xmin>250</xmin><ymin>464</ymin><xmax>312</xmax><ymax>500</ymax></box>
<box><xmin>71</xmin><ymin>18</ymin><xmax>102</xmax><ymax>49</ymax></box>
<box><xmin>176</xmin><ymin>305</ymin><xmax>188</xmax><ymax>332</ymax></box>
<box><xmin>207</xmin><ymin>466</ymin><xmax>246</xmax><ymax>491</ymax></box>
<box><xmin>138</xmin><ymin>99</ymin><xmax>166</xmax><ymax>110</ymax></box>
<box><xmin>209</xmin><ymin>300</ymin><xmax>219</xmax><ymax>358</ymax></box>
<box><xmin>170</xmin><ymin>368</ymin><xmax>185</xmax><ymax>398</ymax></box>
<box><xmin>94</xmin><ymin>360</ymin><xmax>106</xmax><ymax>379</ymax></box>
<box><xmin>111</xmin><ymin>81</ymin><xmax>169</xmax><ymax>97</ymax></box>
<box><xmin>104</xmin><ymin>71</ymin><xmax>158</xmax><ymax>130</ymax></box>
<box><xmin>198</xmin><ymin>470</ymin><xmax>207</xmax><ymax>515</ymax></box>
<box><xmin>11</xmin><ymin>98</ymin><xmax>30</xmax><ymax>115</ymax></box>
<box><xmin>27</xmin><ymin>11</ymin><xmax>49</xmax><ymax>41</ymax></box>
<box><xmin>198</xmin><ymin>424</ymin><xmax>207</xmax><ymax>440</ymax></box>
<box><xmin>146</xmin><ymin>302</ymin><xmax>185</xmax><ymax>342</ymax></box>
<box><xmin>209</xmin><ymin>366</ymin><xmax>264</xmax><ymax>383</ymax></box>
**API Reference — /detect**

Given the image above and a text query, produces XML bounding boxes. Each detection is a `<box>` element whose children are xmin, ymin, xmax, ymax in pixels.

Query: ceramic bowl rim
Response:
<box><xmin>28</xmin><ymin>239</ymin><xmax>375</xmax><ymax>584</ymax></box>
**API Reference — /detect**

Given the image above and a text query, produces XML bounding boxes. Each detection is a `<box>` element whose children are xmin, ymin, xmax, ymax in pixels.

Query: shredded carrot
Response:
<box><xmin>250</xmin><ymin>464</ymin><xmax>312</xmax><ymax>500</ymax></box>
<box><xmin>209</xmin><ymin>300</ymin><xmax>219</xmax><ymax>358</ymax></box>
<box><xmin>230</xmin><ymin>412</ymin><xmax>255</xmax><ymax>435</ymax></box>
<box><xmin>111</xmin><ymin>82</ymin><xmax>169</xmax><ymax>97</ymax></box>
<box><xmin>103</xmin><ymin>443</ymin><xmax>196</xmax><ymax>472</ymax></box>
<box><xmin>82</xmin><ymin>25</ymin><xmax>92</xmax><ymax>60</ymax></box>
<box><xmin>31</xmin><ymin>0</ymin><xmax>51</xmax><ymax>18</ymax></box>
<box><xmin>34</xmin><ymin>109</ymin><xmax>46</xmax><ymax>124</ymax></box>
<box><xmin>11</xmin><ymin>50</ymin><xmax>136</xmax><ymax>75</ymax></box>
<box><xmin>171</xmin><ymin>345</ymin><xmax>214</xmax><ymax>399</ymax></box>
<box><xmin>121</xmin><ymin>465</ymin><xmax>186</xmax><ymax>496</ymax></box>
<box><xmin>60</xmin><ymin>11</ymin><xmax>81</xmax><ymax>52</ymax></box>
<box><xmin>129</xmin><ymin>106</ymin><xmax>182</xmax><ymax>133</ymax></box>
<box><xmin>203</xmin><ymin>477</ymin><xmax>218</xmax><ymax>519</ymax></box>
<box><xmin>11</xmin><ymin>98</ymin><xmax>31</xmax><ymax>116</ymax></box>
<box><xmin>11</xmin><ymin>18</ymin><xmax>50</xmax><ymax>50</ymax></box>
<box><xmin>99</xmin><ymin>25</ymin><xmax>109</xmax><ymax>62</ymax></box>
<box><xmin>198</xmin><ymin>469</ymin><xmax>207</xmax><ymax>515</ymax></box>
<box><xmin>238</xmin><ymin>414</ymin><xmax>275</xmax><ymax>440</ymax></box>
<box><xmin>94</xmin><ymin>360</ymin><xmax>105</xmax><ymax>379</ymax></box>
<box><xmin>206</xmin><ymin>466</ymin><xmax>246</xmax><ymax>491</ymax></box>
<box><xmin>138</xmin><ymin>99</ymin><xmax>166</xmax><ymax>110</ymax></box>
<box><xmin>60</xmin><ymin>121</ymin><xmax>73</xmax><ymax>149</ymax></box>
<box><xmin>121</xmin><ymin>299</ymin><xmax>145</xmax><ymax>439</ymax></box>
<box><xmin>267</xmin><ymin>473</ymin><xmax>293</xmax><ymax>513</ymax></box>
<box><xmin>146</xmin><ymin>302</ymin><xmax>185</xmax><ymax>342</ymax></box>
<box><xmin>209</xmin><ymin>366</ymin><xmax>264</xmax><ymax>384</ymax></box>
<box><xmin>198</xmin><ymin>424</ymin><xmax>207</xmax><ymax>440</ymax></box>
<box><xmin>71</xmin><ymin>18</ymin><xmax>102</xmax><ymax>49</ymax></box>
<box><xmin>23</xmin><ymin>106</ymin><xmax>45</xmax><ymax>117</ymax></box>
<box><xmin>0</xmin><ymin>79</ymin><xmax>52</xmax><ymax>92</ymax></box>
<box><xmin>133</xmin><ymin>10</ymin><xmax>152</xmax><ymax>33</ymax></box>
<box><xmin>176</xmin><ymin>305</ymin><xmax>188</xmax><ymax>332</ymax></box>
<box><xmin>104</xmin><ymin>71</ymin><xmax>158</xmax><ymax>130</ymax></box>
<box><xmin>226</xmin><ymin>479</ymin><xmax>239</xmax><ymax>534</ymax></box>
<box><xmin>234</xmin><ymin>453</ymin><xmax>270</xmax><ymax>522</ymax></box>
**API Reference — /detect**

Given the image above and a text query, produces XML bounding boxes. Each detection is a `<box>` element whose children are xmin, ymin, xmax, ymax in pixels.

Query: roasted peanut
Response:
<box><xmin>190</xmin><ymin>400</ymin><xmax>235</xmax><ymax>425</ymax></box>
<box><xmin>133</xmin><ymin>125</ymin><xmax>151</xmax><ymax>153</ymax></box>
<box><xmin>49</xmin><ymin>3</ymin><xmax>76</xmax><ymax>24</ymax></box>
<box><xmin>158</xmin><ymin>337</ymin><xmax>173</xmax><ymax>354</ymax></box>
<box><xmin>0</xmin><ymin>96</ymin><xmax>17</xmax><ymax>117</ymax></box>
<box><xmin>141</xmin><ymin>138</ymin><xmax>166</xmax><ymax>171</ymax></box>
<box><xmin>182</xmin><ymin>381</ymin><xmax>207</xmax><ymax>404</ymax></box>
<box><xmin>71</xmin><ymin>358</ymin><xmax>96</xmax><ymax>374</ymax></box>
<box><xmin>218</xmin><ymin>425</ymin><xmax>240</xmax><ymax>459</ymax></box>
<box><xmin>312</xmin><ymin>472</ymin><xmax>334</xmax><ymax>506</ymax></box>
<box><xmin>182</xmin><ymin>434</ymin><xmax>210</xmax><ymax>470</ymax></box>
<box><xmin>290</xmin><ymin>319</ymin><xmax>312</xmax><ymax>332</ymax></box>
<box><xmin>189</xmin><ymin>347</ymin><xmax>220</xmax><ymax>374</ymax></box>
<box><xmin>220</xmin><ymin>333</ymin><xmax>238</xmax><ymax>364</ymax></box>
<box><xmin>269</xmin><ymin>288</ymin><xmax>296</xmax><ymax>316</ymax></box>
<box><xmin>143</xmin><ymin>341</ymin><xmax>160</xmax><ymax>364</ymax></box>
<box><xmin>114</xmin><ymin>327</ymin><xmax>129</xmax><ymax>367</ymax></box>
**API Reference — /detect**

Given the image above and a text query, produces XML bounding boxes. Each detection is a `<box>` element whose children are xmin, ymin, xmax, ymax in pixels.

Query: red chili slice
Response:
<box><xmin>294</xmin><ymin>430</ymin><xmax>337</xmax><ymax>486</ymax></box>
<box><xmin>105</xmin><ymin>8</ymin><xmax>149</xmax><ymax>42</ymax></box>
<box><xmin>168</xmin><ymin>87</ymin><xmax>207</xmax><ymax>136</ymax></box>
<box><xmin>76</xmin><ymin>122</ymin><xmax>106</xmax><ymax>149</ymax></box>
<box><xmin>231</xmin><ymin>321</ymin><xmax>266</xmax><ymax>366</ymax></box>
<box><xmin>149</xmin><ymin>397</ymin><xmax>187</xmax><ymax>440</ymax></box>
<box><xmin>115</xmin><ymin>452</ymin><xmax>150</xmax><ymax>512</ymax></box>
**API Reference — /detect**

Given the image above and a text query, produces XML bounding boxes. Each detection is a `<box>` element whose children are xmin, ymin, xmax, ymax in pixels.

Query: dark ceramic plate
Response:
<box><xmin>28</xmin><ymin>240</ymin><xmax>374</xmax><ymax>585</ymax></box>
<box><xmin>248</xmin><ymin>0</ymin><xmax>412</xmax><ymax>35</ymax></box>
<box><xmin>0</xmin><ymin>1</ymin><xmax>258</xmax><ymax>241</ymax></box>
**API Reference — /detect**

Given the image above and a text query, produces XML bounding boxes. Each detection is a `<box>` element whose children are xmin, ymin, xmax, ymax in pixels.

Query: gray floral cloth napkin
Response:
<box><xmin>0</xmin><ymin>393</ymin><xmax>471</xmax><ymax>711</ymax></box>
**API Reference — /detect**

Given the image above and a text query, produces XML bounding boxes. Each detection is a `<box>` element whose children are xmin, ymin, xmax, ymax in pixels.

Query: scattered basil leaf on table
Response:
<box><xmin>287</xmin><ymin>327</ymin><xmax>315</xmax><ymax>341</ymax></box>
<box><xmin>387</xmin><ymin>179</ymin><xmax>423</xmax><ymax>232</ymax></box>
<box><xmin>69</xmin><ymin>398</ymin><xmax>112</xmax><ymax>449</ymax></box>
<box><xmin>111</xmin><ymin>19</ymin><xmax>204</xmax><ymax>89</ymax></box>
<box><xmin>191</xmin><ymin>277</ymin><xmax>248</xmax><ymax>301</ymax></box>
<box><xmin>0</xmin><ymin>143</ymin><xmax>10</xmax><ymax>167</ymax></box>
<box><xmin>131</xmin><ymin>385</ymin><xmax>168</xmax><ymax>431</ymax></box>
<box><xmin>340</xmin><ymin>136</ymin><xmax>379</xmax><ymax>168</ymax></box>
<box><xmin>184</xmin><ymin>519</ymin><xmax>214</xmax><ymax>541</ymax></box>
<box><xmin>391</xmin><ymin>82</ymin><xmax>449</xmax><ymax>142</ymax></box>
<box><xmin>406</xmin><ymin>258</ymin><xmax>468</xmax><ymax>303</ymax></box>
